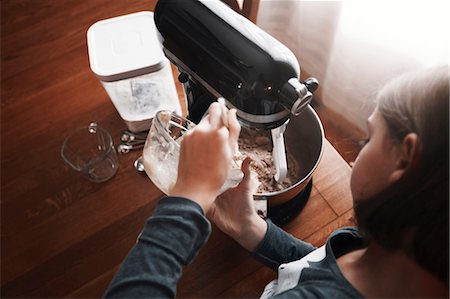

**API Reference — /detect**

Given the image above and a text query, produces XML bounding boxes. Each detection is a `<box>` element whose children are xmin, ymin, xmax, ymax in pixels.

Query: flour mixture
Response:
<box><xmin>237</xmin><ymin>127</ymin><xmax>301</xmax><ymax>193</ymax></box>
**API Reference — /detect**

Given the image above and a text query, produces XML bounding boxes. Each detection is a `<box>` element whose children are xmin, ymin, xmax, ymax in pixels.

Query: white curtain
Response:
<box><xmin>257</xmin><ymin>0</ymin><xmax>450</xmax><ymax>131</ymax></box>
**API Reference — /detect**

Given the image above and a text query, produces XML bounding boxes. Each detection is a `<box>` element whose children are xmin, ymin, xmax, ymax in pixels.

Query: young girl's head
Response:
<box><xmin>351</xmin><ymin>66</ymin><xmax>449</xmax><ymax>283</ymax></box>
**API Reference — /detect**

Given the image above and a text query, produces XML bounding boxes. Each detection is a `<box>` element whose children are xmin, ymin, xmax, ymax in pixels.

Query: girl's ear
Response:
<box><xmin>389</xmin><ymin>133</ymin><xmax>422</xmax><ymax>183</ymax></box>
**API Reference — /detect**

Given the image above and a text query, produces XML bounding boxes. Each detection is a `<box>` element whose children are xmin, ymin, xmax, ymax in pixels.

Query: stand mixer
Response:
<box><xmin>153</xmin><ymin>0</ymin><xmax>323</xmax><ymax>224</ymax></box>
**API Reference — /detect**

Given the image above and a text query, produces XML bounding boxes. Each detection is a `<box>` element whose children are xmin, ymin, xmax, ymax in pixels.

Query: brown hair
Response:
<box><xmin>354</xmin><ymin>66</ymin><xmax>449</xmax><ymax>283</ymax></box>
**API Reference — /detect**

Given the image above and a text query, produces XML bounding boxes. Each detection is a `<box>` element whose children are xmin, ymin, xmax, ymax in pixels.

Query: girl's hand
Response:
<box><xmin>169</xmin><ymin>103</ymin><xmax>240</xmax><ymax>213</ymax></box>
<box><xmin>207</xmin><ymin>157</ymin><xmax>267</xmax><ymax>252</ymax></box>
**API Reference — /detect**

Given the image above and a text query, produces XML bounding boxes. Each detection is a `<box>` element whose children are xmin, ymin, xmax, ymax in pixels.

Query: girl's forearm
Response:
<box><xmin>234</xmin><ymin>215</ymin><xmax>268</xmax><ymax>252</ymax></box>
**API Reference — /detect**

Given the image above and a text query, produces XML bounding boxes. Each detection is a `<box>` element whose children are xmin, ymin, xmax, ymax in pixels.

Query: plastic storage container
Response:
<box><xmin>87</xmin><ymin>11</ymin><xmax>181</xmax><ymax>132</ymax></box>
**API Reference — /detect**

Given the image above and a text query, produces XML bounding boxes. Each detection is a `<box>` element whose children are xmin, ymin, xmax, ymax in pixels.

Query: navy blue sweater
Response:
<box><xmin>104</xmin><ymin>197</ymin><xmax>364</xmax><ymax>298</ymax></box>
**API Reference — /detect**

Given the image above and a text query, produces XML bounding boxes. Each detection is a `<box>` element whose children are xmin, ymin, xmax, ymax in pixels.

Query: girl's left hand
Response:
<box><xmin>207</xmin><ymin>157</ymin><xmax>267</xmax><ymax>252</ymax></box>
<box><xmin>169</xmin><ymin>102</ymin><xmax>241</xmax><ymax>213</ymax></box>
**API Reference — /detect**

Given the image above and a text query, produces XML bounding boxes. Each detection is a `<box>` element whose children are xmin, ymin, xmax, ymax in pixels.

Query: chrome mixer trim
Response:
<box><xmin>163</xmin><ymin>48</ymin><xmax>291</xmax><ymax>125</ymax></box>
<box><xmin>288</xmin><ymin>78</ymin><xmax>312</xmax><ymax>116</ymax></box>
<box><xmin>225</xmin><ymin>101</ymin><xmax>290</xmax><ymax>124</ymax></box>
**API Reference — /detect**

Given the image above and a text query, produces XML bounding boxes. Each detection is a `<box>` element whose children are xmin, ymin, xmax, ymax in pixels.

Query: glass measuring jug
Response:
<box><xmin>142</xmin><ymin>110</ymin><xmax>243</xmax><ymax>195</ymax></box>
<box><xmin>61</xmin><ymin>123</ymin><xmax>119</xmax><ymax>182</ymax></box>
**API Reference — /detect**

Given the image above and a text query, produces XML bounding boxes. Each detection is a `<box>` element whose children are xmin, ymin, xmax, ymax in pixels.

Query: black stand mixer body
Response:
<box><xmin>154</xmin><ymin>0</ymin><xmax>318</xmax><ymax>129</ymax></box>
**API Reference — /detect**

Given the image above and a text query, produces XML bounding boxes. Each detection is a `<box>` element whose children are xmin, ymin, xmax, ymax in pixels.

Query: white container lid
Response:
<box><xmin>87</xmin><ymin>11</ymin><xmax>164</xmax><ymax>82</ymax></box>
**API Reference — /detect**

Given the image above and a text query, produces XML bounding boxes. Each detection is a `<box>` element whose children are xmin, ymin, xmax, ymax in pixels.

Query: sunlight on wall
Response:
<box><xmin>339</xmin><ymin>0</ymin><xmax>449</xmax><ymax>67</ymax></box>
<box><xmin>321</xmin><ymin>0</ymin><xmax>450</xmax><ymax>130</ymax></box>
<box><xmin>257</xmin><ymin>0</ymin><xmax>449</xmax><ymax>131</ymax></box>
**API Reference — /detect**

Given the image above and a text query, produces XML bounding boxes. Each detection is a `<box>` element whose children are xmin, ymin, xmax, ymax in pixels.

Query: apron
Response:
<box><xmin>259</xmin><ymin>245</ymin><xmax>326</xmax><ymax>298</ymax></box>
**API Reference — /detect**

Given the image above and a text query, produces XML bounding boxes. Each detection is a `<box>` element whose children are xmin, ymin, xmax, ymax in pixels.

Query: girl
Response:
<box><xmin>105</xmin><ymin>66</ymin><xmax>449</xmax><ymax>298</ymax></box>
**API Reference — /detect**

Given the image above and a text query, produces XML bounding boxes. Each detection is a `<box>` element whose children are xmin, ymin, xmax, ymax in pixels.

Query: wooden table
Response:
<box><xmin>1</xmin><ymin>1</ymin><xmax>355</xmax><ymax>297</ymax></box>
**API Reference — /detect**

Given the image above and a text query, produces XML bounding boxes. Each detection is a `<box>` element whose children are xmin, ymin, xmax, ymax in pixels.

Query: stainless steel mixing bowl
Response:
<box><xmin>253</xmin><ymin>105</ymin><xmax>324</xmax><ymax>206</ymax></box>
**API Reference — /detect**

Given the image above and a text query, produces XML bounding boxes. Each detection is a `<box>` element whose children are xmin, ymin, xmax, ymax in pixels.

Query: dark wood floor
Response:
<box><xmin>1</xmin><ymin>1</ymin><xmax>360</xmax><ymax>297</ymax></box>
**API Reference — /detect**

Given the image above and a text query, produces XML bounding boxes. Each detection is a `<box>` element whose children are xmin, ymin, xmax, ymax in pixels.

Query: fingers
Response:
<box><xmin>206</xmin><ymin>102</ymin><xmax>222</xmax><ymax>129</ymax></box>
<box><xmin>241</xmin><ymin>156</ymin><xmax>253</xmax><ymax>184</ymax></box>
<box><xmin>193</xmin><ymin>102</ymin><xmax>240</xmax><ymax>161</ymax></box>
<box><xmin>228</xmin><ymin>109</ymin><xmax>241</xmax><ymax>146</ymax></box>
<box><xmin>204</xmin><ymin>102</ymin><xmax>240</xmax><ymax>132</ymax></box>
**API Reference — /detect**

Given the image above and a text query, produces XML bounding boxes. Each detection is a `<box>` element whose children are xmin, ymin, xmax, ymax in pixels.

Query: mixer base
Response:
<box><xmin>267</xmin><ymin>179</ymin><xmax>313</xmax><ymax>226</ymax></box>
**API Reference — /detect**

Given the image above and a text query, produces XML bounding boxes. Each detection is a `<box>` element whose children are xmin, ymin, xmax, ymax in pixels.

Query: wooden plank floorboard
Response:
<box><xmin>304</xmin><ymin>209</ymin><xmax>355</xmax><ymax>246</ymax></box>
<box><xmin>2</xmin><ymin>170</ymin><xmax>159</xmax><ymax>286</ymax></box>
<box><xmin>65</xmin><ymin>266</ymin><xmax>119</xmax><ymax>298</ymax></box>
<box><xmin>275</xmin><ymin>187</ymin><xmax>338</xmax><ymax>238</ymax></box>
<box><xmin>1</xmin><ymin>1</ymin><xmax>358</xmax><ymax>297</ymax></box>
<box><xmin>312</xmin><ymin>141</ymin><xmax>353</xmax><ymax>215</ymax></box>
<box><xmin>2</xmin><ymin>201</ymin><xmax>152</xmax><ymax>297</ymax></box>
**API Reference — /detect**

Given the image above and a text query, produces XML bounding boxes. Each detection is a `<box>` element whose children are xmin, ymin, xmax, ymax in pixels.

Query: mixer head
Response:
<box><xmin>154</xmin><ymin>0</ymin><xmax>318</xmax><ymax>130</ymax></box>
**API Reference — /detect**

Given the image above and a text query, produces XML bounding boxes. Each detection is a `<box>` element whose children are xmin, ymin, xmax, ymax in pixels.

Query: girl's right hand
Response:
<box><xmin>207</xmin><ymin>157</ymin><xmax>267</xmax><ymax>252</ymax></box>
<box><xmin>170</xmin><ymin>103</ymin><xmax>240</xmax><ymax>213</ymax></box>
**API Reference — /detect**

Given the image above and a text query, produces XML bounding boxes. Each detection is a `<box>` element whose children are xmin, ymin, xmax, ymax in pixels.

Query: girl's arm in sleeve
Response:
<box><xmin>104</xmin><ymin>197</ymin><xmax>211</xmax><ymax>298</ymax></box>
<box><xmin>252</xmin><ymin>220</ymin><xmax>316</xmax><ymax>271</ymax></box>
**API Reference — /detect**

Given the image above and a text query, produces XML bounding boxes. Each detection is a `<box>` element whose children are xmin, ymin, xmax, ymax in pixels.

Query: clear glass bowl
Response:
<box><xmin>142</xmin><ymin>110</ymin><xmax>243</xmax><ymax>195</ymax></box>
